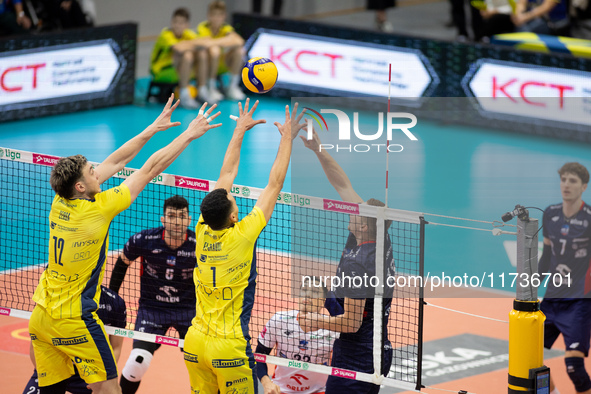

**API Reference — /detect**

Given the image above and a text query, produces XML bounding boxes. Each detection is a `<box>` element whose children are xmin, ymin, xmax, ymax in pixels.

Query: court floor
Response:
<box><xmin>1</xmin><ymin>89</ymin><xmax>591</xmax><ymax>393</ymax></box>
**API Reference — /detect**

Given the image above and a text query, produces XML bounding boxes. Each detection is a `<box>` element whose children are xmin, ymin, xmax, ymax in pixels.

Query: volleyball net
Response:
<box><xmin>0</xmin><ymin>147</ymin><xmax>425</xmax><ymax>391</ymax></box>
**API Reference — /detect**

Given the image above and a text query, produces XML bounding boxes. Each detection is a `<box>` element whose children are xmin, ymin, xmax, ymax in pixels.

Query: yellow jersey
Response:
<box><xmin>150</xmin><ymin>28</ymin><xmax>198</xmax><ymax>79</ymax></box>
<box><xmin>193</xmin><ymin>206</ymin><xmax>266</xmax><ymax>339</ymax></box>
<box><xmin>195</xmin><ymin>21</ymin><xmax>234</xmax><ymax>39</ymax></box>
<box><xmin>32</xmin><ymin>184</ymin><xmax>131</xmax><ymax>319</ymax></box>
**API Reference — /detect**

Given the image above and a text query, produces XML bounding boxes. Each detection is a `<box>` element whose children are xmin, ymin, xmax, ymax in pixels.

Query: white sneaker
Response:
<box><xmin>208</xmin><ymin>87</ymin><xmax>224</xmax><ymax>103</ymax></box>
<box><xmin>225</xmin><ymin>85</ymin><xmax>246</xmax><ymax>101</ymax></box>
<box><xmin>198</xmin><ymin>86</ymin><xmax>224</xmax><ymax>104</ymax></box>
<box><xmin>180</xmin><ymin>92</ymin><xmax>200</xmax><ymax>110</ymax></box>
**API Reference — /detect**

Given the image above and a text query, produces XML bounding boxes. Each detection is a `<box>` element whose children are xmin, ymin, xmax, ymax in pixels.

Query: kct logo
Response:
<box><xmin>175</xmin><ymin>176</ymin><xmax>209</xmax><ymax>191</ymax></box>
<box><xmin>465</xmin><ymin>59</ymin><xmax>591</xmax><ymax>126</ymax></box>
<box><xmin>1</xmin><ymin>63</ymin><xmax>45</xmax><ymax>92</ymax></box>
<box><xmin>305</xmin><ymin>109</ymin><xmax>418</xmax><ymax>153</ymax></box>
<box><xmin>270</xmin><ymin>46</ymin><xmax>343</xmax><ymax>78</ymax></box>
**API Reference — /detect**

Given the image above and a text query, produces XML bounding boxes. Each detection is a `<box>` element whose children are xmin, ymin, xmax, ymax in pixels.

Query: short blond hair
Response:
<box><xmin>208</xmin><ymin>0</ymin><xmax>226</xmax><ymax>13</ymax></box>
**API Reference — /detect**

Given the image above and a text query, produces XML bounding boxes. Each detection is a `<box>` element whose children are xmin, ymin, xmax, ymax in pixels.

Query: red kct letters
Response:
<box><xmin>492</xmin><ymin>76</ymin><xmax>573</xmax><ymax>109</ymax></box>
<box><xmin>1</xmin><ymin>63</ymin><xmax>46</xmax><ymax>92</ymax></box>
<box><xmin>269</xmin><ymin>47</ymin><xmax>343</xmax><ymax>78</ymax></box>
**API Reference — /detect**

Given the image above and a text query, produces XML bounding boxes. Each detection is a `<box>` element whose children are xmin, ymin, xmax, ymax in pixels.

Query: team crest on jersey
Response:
<box><xmin>167</xmin><ymin>256</ymin><xmax>176</xmax><ymax>266</ymax></box>
<box><xmin>575</xmin><ymin>249</ymin><xmax>588</xmax><ymax>258</ymax></box>
<box><xmin>50</xmin><ymin>221</ymin><xmax>57</xmax><ymax>229</ymax></box>
<box><xmin>284</xmin><ymin>330</ymin><xmax>294</xmax><ymax>337</ymax></box>
<box><xmin>261</xmin><ymin>326</ymin><xmax>267</xmax><ymax>338</ymax></box>
<box><xmin>200</xmin><ymin>254</ymin><xmax>207</xmax><ymax>263</ymax></box>
<box><xmin>298</xmin><ymin>339</ymin><xmax>308</xmax><ymax>351</ymax></box>
<box><xmin>561</xmin><ymin>224</ymin><xmax>570</xmax><ymax>236</ymax></box>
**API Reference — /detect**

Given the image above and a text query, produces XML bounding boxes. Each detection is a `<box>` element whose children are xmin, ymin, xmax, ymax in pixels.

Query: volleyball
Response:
<box><xmin>242</xmin><ymin>57</ymin><xmax>278</xmax><ymax>94</ymax></box>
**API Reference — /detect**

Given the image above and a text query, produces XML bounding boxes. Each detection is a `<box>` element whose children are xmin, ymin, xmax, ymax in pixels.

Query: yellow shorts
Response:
<box><xmin>183</xmin><ymin>326</ymin><xmax>257</xmax><ymax>394</ymax></box>
<box><xmin>29</xmin><ymin>305</ymin><xmax>118</xmax><ymax>387</ymax></box>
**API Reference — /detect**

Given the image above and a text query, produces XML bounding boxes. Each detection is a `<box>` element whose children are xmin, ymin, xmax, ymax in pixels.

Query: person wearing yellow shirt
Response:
<box><xmin>195</xmin><ymin>1</ymin><xmax>246</xmax><ymax>104</ymax></box>
<box><xmin>183</xmin><ymin>99</ymin><xmax>306</xmax><ymax>394</ymax></box>
<box><xmin>151</xmin><ymin>8</ymin><xmax>212</xmax><ymax>109</ymax></box>
<box><xmin>28</xmin><ymin>97</ymin><xmax>221</xmax><ymax>394</ymax></box>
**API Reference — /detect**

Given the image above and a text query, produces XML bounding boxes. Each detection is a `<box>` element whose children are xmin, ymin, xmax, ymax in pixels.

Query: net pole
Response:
<box><xmin>373</xmin><ymin>207</ymin><xmax>386</xmax><ymax>381</ymax></box>
<box><xmin>385</xmin><ymin>64</ymin><xmax>391</xmax><ymax>207</ymax></box>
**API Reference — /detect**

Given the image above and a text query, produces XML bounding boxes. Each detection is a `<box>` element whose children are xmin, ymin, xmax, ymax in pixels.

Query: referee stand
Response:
<box><xmin>504</xmin><ymin>205</ymin><xmax>550</xmax><ymax>393</ymax></box>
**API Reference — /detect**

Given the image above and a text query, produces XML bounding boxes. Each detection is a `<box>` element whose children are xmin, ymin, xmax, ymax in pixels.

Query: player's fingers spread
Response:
<box><xmin>205</xmin><ymin>103</ymin><xmax>217</xmax><ymax>117</ymax></box>
<box><xmin>171</xmin><ymin>121</ymin><xmax>181</xmax><ymax>127</ymax></box>
<box><xmin>254</xmin><ymin>119</ymin><xmax>266</xmax><ymax>126</ymax></box>
<box><xmin>274</xmin><ymin>121</ymin><xmax>282</xmax><ymax>129</ymax></box>
<box><xmin>208</xmin><ymin>111</ymin><xmax>222</xmax><ymax>121</ymax></box>
<box><xmin>291</xmin><ymin>102</ymin><xmax>299</xmax><ymax>119</ymax></box>
<box><xmin>171</xmin><ymin>98</ymin><xmax>181</xmax><ymax>111</ymax></box>
<box><xmin>238</xmin><ymin>100</ymin><xmax>243</xmax><ymax>115</ymax></box>
<box><xmin>208</xmin><ymin>122</ymin><xmax>223</xmax><ymax>129</ymax></box>
<box><xmin>249</xmin><ymin>99</ymin><xmax>259</xmax><ymax>114</ymax></box>
<box><xmin>198</xmin><ymin>102</ymin><xmax>207</xmax><ymax>117</ymax></box>
<box><xmin>296</xmin><ymin>108</ymin><xmax>306</xmax><ymax>123</ymax></box>
<box><xmin>284</xmin><ymin>105</ymin><xmax>289</xmax><ymax>122</ymax></box>
<box><xmin>243</xmin><ymin>97</ymin><xmax>250</xmax><ymax>113</ymax></box>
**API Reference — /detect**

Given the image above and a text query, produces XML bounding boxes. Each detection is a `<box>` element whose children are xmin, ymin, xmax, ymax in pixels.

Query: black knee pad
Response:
<box><xmin>39</xmin><ymin>379</ymin><xmax>68</xmax><ymax>394</ymax></box>
<box><xmin>566</xmin><ymin>357</ymin><xmax>591</xmax><ymax>392</ymax></box>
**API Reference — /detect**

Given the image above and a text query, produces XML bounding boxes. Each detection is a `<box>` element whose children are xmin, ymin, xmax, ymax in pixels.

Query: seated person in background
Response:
<box><xmin>46</xmin><ymin>0</ymin><xmax>92</xmax><ymax>29</ymax></box>
<box><xmin>0</xmin><ymin>0</ymin><xmax>31</xmax><ymax>36</ymax></box>
<box><xmin>23</xmin><ymin>286</ymin><xmax>127</xmax><ymax>394</ymax></box>
<box><xmin>151</xmin><ymin>8</ymin><xmax>211</xmax><ymax>109</ymax></box>
<box><xmin>479</xmin><ymin>0</ymin><xmax>516</xmax><ymax>40</ymax></box>
<box><xmin>195</xmin><ymin>0</ymin><xmax>246</xmax><ymax>104</ymax></box>
<box><xmin>512</xmin><ymin>0</ymin><xmax>570</xmax><ymax>35</ymax></box>
<box><xmin>256</xmin><ymin>280</ymin><xmax>338</xmax><ymax>394</ymax></box>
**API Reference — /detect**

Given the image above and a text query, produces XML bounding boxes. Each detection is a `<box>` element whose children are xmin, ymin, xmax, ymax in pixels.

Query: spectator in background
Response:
<box><xmin>0</xmin><ymin>0</ymin><xmax>32</xmax><ymax>36</ymax></box>
<box><xmin>449</xmin><ymin>0</ymin><xmax>483</xmax><ymax>41</ymax></box>
<box><xmin>512</xmin><ymin>0</ymin><xmax>570</xmax><ymax>35</ymax></box>
<box><xmin>46</xmin><ymin>0</ymin><xmax>92</xmax><ymax>29</ymax></box>
<box><xmin>479</xmin><ymin>0</ymin><xmax>516</xmax><ymax>40</ymax></box>
<box><xmin>252</xmin><ymin>0</ymin><xmax>283</xmax><ymax>16</ymax></box>
<box><xmin>195</xmin><ymin>1</ymin><xmax>246</xmax><ymax>104</ymax></box>
<box><xmin>151</xmin><ymin>8</ymin><xmax>212</xmax><ymax>109</ymax></box>
<box><xmin>368</xmin><ymin>0</ymin><xmax>396</xmax><ymax>32</ymax></box>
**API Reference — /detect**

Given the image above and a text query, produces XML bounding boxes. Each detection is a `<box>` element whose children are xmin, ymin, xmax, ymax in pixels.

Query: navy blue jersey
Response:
<box><xmin>331</xmin><ymin>232</ymin><xmax>394</xmax><ymax>343</ymax></box>
<box><xmin>123</xmin><ymin>227</ymin><xmax>197</xmax><ymax>309</ymax></box>
<box><xmin>98</xmin><ymin>286</ymin><xmax>127</xmax><ymax>328</ymax></box>
<box><xmin>542</xmin><ymin>202</ymin><xmax>591</xmax><ymax>299</ymax></box>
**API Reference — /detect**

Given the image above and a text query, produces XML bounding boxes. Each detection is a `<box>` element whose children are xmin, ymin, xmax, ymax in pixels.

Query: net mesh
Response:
<box><xmin>0</xmin><ymin>150</ymin><xmax>423</xmax><ymax>388</ymax></box>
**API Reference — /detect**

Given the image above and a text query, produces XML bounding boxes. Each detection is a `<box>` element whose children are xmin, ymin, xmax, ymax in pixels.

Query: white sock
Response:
<box><xmin>230</xmin><ymin>74</ymin><xmax>239</xmax><ymax>87</ymax></box>
<box><xmin>208</xmin><ymin>78</ymin><xmax>217</xmax><ymax>91</ymax></box>
<box><xmin>180</xmin><ymin>87</ymin><xmax>190</xmax><ymax>97</ymax></box>
<box><xmin>550</xmin><ymin>388</ymin><xmax>560</xmax><ymax>394</ymax></box>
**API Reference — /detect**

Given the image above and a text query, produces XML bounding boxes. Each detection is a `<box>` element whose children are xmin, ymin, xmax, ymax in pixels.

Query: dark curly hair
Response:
<box><xmin>200</xmin><ymin>188</ymin><xmax>233</xmax><ymax>230</ymax></box>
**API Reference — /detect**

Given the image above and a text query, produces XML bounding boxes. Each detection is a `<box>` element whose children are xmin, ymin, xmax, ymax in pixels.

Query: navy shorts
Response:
<box><xmin>326</xmin><ymin>339</ymin><xmax>393</xmax><ymax>394</ymax></box>
<box><xmin>25</xmin><ymin>369</ymin><xmax>91</xmax><ymax>394</ymax></box>
<box><xmin>133</xmin><ymin>306</ymin><xmax>194</xmax><ymax>351</ymax></box>
<box><xmin>541</xmin><ymin>299</ymin><xmax>591</xmax><ymax>356</ymax></box>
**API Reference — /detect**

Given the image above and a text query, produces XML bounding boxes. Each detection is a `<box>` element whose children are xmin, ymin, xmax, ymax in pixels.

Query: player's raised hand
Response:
<box><xmin>300</xmin><ymin>126</ymin><xmax>322</xmax><ymax>153</ymax></box>
<box><xmin>234</xmin><ymin>98</ymin><xmax>266</xmax><ymax>131</ymax></box>
<box><xmin>261</xmin><ymin>377</ymin><xmax>281</xmax><ymax>394</ymax></box>
<box><xmin>274</xmin><ymin>103</ymin><xmax>306</xmax><ymax>139</ymax></box>
<box><xmin>185</xmin><ymin>102</ymin><xmax>222</xmax><ymax>140</ymax></box>
<box><xmin>298</xmin><ymin>312</ymin><xmax>320</xmax><ymax>333</ymax></box>
<box><xmin>150</xmin><ymin>93</ymin><xmax>182</xmax><ymax>132</ymax></box>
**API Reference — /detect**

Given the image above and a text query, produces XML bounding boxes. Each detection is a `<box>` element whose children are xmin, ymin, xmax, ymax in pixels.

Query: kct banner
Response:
<box><xmin>463</xmin><ymin>59</ymin><xmax>591</xmax><ymax>126</ymax></box>
<box><xmin>246</xmin><ymin>29</ymin><xmax>439</xmax><ymax>100</ymax></box>
<box><xmin>0</xmin><ymin>40</ymin><xmax>122</xmax><ymax>106</ymax></box>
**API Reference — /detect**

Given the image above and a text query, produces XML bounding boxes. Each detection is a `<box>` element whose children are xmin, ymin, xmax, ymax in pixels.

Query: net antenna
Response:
<box><xmin>385</xmin><ymin>63</ymin><xmax>392</xmax><ymax>208</ymax></box>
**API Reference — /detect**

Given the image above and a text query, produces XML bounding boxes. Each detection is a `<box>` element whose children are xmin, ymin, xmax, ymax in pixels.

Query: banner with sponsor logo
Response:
<box><xmin>234</xmin><ymin>13</ymin><xmax>591</xmax><ymax>143</ymax></box>
<box><xmin>0</xmin><ymin>23</ymin><xmax>136</xmax><ymax>122</ymax></box>
<box><xmin>245</xmin><ymin>29</ymin><xmax>439</xmax><ymax>100</ymax></box>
